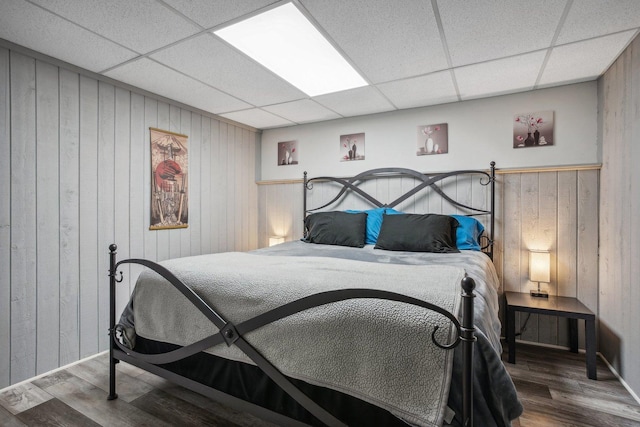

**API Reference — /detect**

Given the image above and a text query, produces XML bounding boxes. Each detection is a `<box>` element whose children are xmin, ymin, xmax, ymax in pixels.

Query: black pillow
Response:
<box><xmin>374</xmin><ymin>213</ymin><xmax>459</xmax><ymax>253</ymax></box>
<box><xmin>304</xmin><ymin>211</ymin><xmax>367</xmax><ymax>248</ymax></box>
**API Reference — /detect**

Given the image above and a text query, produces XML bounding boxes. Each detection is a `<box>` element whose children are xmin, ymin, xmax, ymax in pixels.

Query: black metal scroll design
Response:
<box><xmin>108</xmin><ymin>245</ymin><xmax>476</xmax><ymax>427</ymax></box>
<box><xmin>303</xmin><ymin>162</ymin><xmax>496</xmax><ymax>260</ymax></box>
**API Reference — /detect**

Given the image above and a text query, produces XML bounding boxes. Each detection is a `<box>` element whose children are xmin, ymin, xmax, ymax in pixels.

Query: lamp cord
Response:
<box><xmin>515</xmin><ymin>313</ymin><xmax>532</xmax><ymax>337</ymax></box>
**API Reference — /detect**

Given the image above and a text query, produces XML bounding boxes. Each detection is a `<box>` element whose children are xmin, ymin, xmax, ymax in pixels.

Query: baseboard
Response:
<box><xmin>598</xmin><ymin>353</ymin><xmax>640</xmax><ymax>406</ymax></box>
<box><xmin>0</xmin><ymin>350</ymin><xmax>108</xmax><ymax>394</ymax></box>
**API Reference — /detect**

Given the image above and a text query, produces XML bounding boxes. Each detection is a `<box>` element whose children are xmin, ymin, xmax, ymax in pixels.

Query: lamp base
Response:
<box><xmin>530</xmin><ymin>289</ymin><xmax>549</xmax><ymax>298</ymax></box>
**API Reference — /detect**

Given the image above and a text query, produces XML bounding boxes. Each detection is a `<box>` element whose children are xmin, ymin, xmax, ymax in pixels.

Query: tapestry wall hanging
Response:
<box><xmin>150</xmin><ymin>127</ymin><xmax>189</xmax><ymax>230</ymax></box>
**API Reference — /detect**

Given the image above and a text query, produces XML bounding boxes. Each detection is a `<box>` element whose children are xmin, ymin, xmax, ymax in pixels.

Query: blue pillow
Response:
<box><xmin>346</xmin><ymin>207</ymin><xmax>402</xmax><ymax>244</ymax></box>
<box><xmin>451</xmin><ymin>215</ymin><xmax>485</xmax><ymax>251</ymax></box>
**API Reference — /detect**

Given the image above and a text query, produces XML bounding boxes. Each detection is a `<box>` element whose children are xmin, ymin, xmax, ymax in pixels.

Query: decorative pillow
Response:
<box><xmin>345</xmin><ymin>207</ymin><xmax>403</xmax><ymax>244</ymax></box>
<box><xmin>304</xmin><ymin>211</ymin><xmax>367</xmax><ymax>248</ymax></box>
<box><xmin>451</xmin><ymin>215</ymin><xmax>485</xmax><ymax>251</ymax></box>
<box><xmin>375</xmin><ymin>213</ymin><xmax>459</xmax><ymax>253</ymax></box>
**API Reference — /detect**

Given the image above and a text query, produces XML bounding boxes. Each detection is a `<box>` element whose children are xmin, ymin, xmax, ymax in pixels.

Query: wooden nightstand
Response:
<box><xmin>505</xmin><ymin>291</ymin><xmax>597</xmax><ymax>380</ymax></box>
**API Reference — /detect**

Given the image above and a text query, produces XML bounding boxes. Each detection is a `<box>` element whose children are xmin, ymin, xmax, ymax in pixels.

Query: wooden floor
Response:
<box><xmin>1</xmin><ymin>343</ymin><xmax>639</xmax><ymax>426</ymax></box>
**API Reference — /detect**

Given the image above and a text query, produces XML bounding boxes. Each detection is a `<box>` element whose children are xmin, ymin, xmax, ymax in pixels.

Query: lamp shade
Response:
<box><xmin>529</xmin><ymin>250</ymin><xmax>550</xmax><ymax>283</ymax></box>
<box><xmin>269</xmin><ymin>236</ymin><xmax>285</xmax><ymax>247</ymax></box>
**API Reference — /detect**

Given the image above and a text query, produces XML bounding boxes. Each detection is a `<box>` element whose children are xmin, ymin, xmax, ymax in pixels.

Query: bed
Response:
<box><xmin>107</xmin><ymin>163</ymin><xmax>523</xmax><ymax>427</ymax></box>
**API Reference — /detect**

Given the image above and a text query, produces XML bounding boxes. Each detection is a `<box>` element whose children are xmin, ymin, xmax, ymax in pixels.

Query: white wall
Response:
<box><xmin>260</xmin><ymin>82</ymin><xmax>598</xmax><ymax>180</ymax></box>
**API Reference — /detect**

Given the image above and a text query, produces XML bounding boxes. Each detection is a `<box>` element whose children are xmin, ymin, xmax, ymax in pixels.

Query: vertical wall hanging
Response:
<box><xmin>278</xmin><ymin>140</ymin><xmax>299</xmax><ymax>165</ymax></box>
<box><xmin>149</xmin><ymin>127</ymin><xmax>189</xmax><ymax>230</ymax></box>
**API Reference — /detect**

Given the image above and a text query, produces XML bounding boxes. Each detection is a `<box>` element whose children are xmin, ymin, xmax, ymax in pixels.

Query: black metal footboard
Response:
<box><xmin>107</xmin><ymin>244</ymin><xmax>477</xmax><ymax>427</ymax></box>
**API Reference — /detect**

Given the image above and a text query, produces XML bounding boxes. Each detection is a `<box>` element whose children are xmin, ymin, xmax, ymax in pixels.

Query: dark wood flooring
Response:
<box><xmin>1</xmin><ymin>343</ymin><xmax>639</xmax><ymax>426</ymax></box>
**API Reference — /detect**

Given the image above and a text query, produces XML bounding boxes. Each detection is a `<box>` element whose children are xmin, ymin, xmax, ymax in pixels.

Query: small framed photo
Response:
<box><xmin>417</xmin><ymin>123</ymin><xmax>448</xmax><ymax>155</ymax></box>
<box><xmin>340</xmin><ymin>133</ymin><xmax>365</xmax><ymax>161</ymax></box>
<box><xmin>278</xmin><ymin>140</ymin><xmax>298</xmax><ymax>166</ymax></box>
<box><xmin>513</xmin><ymin>111</ymin><xmax>554</xmax><ymax>148</ymax></box>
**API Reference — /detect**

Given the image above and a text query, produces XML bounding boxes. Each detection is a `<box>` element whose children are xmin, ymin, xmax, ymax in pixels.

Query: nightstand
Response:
<box><xmin>505</xmin><ymin>291</ymin><xmax>597</xmax><ymax>380</ymax></box>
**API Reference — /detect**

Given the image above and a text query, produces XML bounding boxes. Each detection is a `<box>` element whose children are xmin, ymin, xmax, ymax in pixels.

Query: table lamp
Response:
<box><xmin>529</xmin><ymin>250</ymin><xmax>550</xmax><ymax>298</ymax></box>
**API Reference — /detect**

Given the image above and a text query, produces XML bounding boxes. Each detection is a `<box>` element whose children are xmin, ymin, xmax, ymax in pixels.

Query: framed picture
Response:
<box><xmin>150</xmin><ymin>127</ymin><xmax>189</xmax><ymax>230</ymax></box>
<box><xmin>340</xmin><ymin>133</ymin><xmax>365</xmax><ymax>161</ymax></box>
<box><xmin>513</xmin><ymin>110</ymin><xmax>554</xmax><ymax>148</ymax></box>
<box><xmin>278</xmin><ymin>140</ymin><xmax>298</xmax><ymax>166</ymax></box>
<box><xmin>417</xmin><ymin>123</ymin><xmax>448</xmax><ymax>155</ymax></box>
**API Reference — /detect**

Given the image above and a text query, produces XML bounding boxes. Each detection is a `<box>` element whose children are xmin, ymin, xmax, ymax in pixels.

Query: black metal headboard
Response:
<box><xmin>303</xmin><ymin>162</ymin><xmax>496</xmax><ymax>259</ymax></box>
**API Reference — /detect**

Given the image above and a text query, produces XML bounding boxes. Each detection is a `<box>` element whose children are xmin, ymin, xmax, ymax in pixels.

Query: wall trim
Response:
<box><xmin>256</xmin><ymin>164</ymin><xmax>602</xmax><ymax>185</ymax></box>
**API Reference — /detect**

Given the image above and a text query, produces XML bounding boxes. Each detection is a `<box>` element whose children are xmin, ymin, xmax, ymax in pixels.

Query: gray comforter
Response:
<box><xmin>256</xmin><ymin>242</ymin><xmax>523</xmax><ymax>426</ymax></box>
<box><xmin>119</xmin><ymin>241</ymin><xmax>522</xmax><ymax>426</ymax></box>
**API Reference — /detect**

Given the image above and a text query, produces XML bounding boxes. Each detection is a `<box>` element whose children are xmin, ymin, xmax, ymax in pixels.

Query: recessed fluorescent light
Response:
<box><xmin>214</xmin><ymin>2</ymin><xmax>367</xmax><ymax>97</ymax></box>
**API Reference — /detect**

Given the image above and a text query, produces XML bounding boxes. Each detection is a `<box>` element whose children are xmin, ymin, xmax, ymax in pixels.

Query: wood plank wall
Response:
<box><xmin>599</xmin><ymin>33</ymin><xmax>640</xmax><ymax>395</ymax></box>
<box><xmin>257</xmin><ymin>168</ymin><xmax>599</xmax><ymax>348</ymax></box>
<box><xmin>0</xmin><ymin>47</ymin><xmax>259</xmax><ymax>388</ymax></box>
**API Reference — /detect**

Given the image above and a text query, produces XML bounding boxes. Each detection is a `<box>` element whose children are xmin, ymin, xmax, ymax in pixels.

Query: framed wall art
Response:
<box><xmin>417</xmin><ymin>123</ymin><xmax>448</xmax><ymax>155</ymax></box>
<box><xmin>150</xmin><ymin>127</ymin><xmax>189</xmax><ymax>230</ymax></box>
<box><xmin>513</xmin><ymin>110</ymin><xmax>554</xmax><ymax>148</ymax></box>
<box><xmin>278</xmin><ymin>140</ymin><xmax>298</xmax><ymax>166</ymax></box>
<box><xmin>340</xmin><ymin>133</ymin><xmax>365</xmax><ymax>161</ymax></box>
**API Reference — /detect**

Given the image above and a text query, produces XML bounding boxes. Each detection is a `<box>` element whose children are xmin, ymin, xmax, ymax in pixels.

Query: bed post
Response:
<box><xmin>107</xmin><ymin>243</ymin><xmax>118</xmax><ymax>400</ymax></box>
<box><xmin>303</xmin><ymin>171</ymin><xmax>308</xmax><ymax>239</ymax></box>
<box><xmin>461</xmin><ymin>275</ymin><xmax>476</xmax><ymax>427</ymax></box>
<box><xmin>489</xmin><ymin>161</ymin><xmax>496</xmax><ymax>260</ymax></box>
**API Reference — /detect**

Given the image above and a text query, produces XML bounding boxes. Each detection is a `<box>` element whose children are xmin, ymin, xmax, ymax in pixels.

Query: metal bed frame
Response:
<box><xmin>107</xmin><ymin>162</ymin><xmax>496</xmax><ymax>427</ymax></box>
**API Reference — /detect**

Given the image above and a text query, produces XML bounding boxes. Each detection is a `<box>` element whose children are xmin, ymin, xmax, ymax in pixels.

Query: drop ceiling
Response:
<box><xmin>1</xmin><ymin>0</ymin><xmax>639</xmax><ymax>130</ymax></box>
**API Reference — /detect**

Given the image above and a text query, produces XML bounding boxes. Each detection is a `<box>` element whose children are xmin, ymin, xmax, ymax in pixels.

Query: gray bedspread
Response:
<box><xmin>256</xmin><ymin>242</ymin><xmax>523</xmax><ymax>426</ymax></box>
<box><xmin>120</xmin><ymin>241</ymin><xmax>522</xmax><ymax>426</ymax></box>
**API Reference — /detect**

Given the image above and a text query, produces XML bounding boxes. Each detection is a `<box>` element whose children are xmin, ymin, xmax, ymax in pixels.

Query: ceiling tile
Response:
<box><xmin>263</xmin><ymin>100</ymin><xmax>341</xmax><ymax>124</ymax></box>
<box><xmin>220</xmin><ymin>108</ymin><xmax>294</xmax><ymax>129</ymax></box>
<box><xmin>0</xmin><ymin>0</ymin><xmax>137</xmax><ymax>72</ymax></box>
<box><xmin>314</xmin><ymin>86</ymin><xmax>396</xmax><ymax>117</ymax></box>
<box><xmin>540</xmin><ymin>31</ymin><xmax>637</xmax><ymax>87</ymax></box>
<box><xmin>557</xmin><ymin>0</ymin><xmax>640</xmax><ymax>44</ymax></box>
<box><xmin>377</xmin><ymin>71</ymin><xmax>458</xmax><ymax>109</ymax></box>
<box><xmin>439</xmin><ymin>0</ymin><xmax>566</xmax><ymax>67</ymax></box>
<box><xmin>300</xmin><ymin>0</ymin><xmax>448</xmax><ymax>84</ymax></box>
<box><xmin>150</xmin><ymin>34</ymin><xmax>306</xmax><ymax>106</ymax></box>
<box><xmin>455</xmin><ymin>51</ymin><xmax>546</xmax><ymax>100</ymax></box>
<box><xmin>162</xmin><ymin>0</ymin><xmax>277</xmax><ymax>29</ymax></box>
<box><xmin>103</xmin><ymin>58</ymin><xmax>251</xmax><ymax>113</ymax></box>
<box><xmin>29</xmin><ymin>0</ymin><xmax>201</xmax><ymax>54</ymax></box>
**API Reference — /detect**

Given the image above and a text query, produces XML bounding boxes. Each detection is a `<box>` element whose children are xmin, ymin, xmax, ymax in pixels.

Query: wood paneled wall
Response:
<box><xmin>258</xmin><ymin>168</ymin><xmax>599</xmax><ymax>348</ymax></box>
<box><xmin>0</xmin><ymin>48</ymin><xmax>259</xmax><ymax>388</ymax></box>
<box><xmin>599</xmin><ymin>33</ymin><xmax>640</xmax><ymax>396</ymax></box>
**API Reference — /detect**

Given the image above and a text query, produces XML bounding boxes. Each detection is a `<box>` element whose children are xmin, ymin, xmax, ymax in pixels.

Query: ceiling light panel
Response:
<box><xmin>214</xmin><ymin>2</ymin><xmax>367</xmax><ymax>96</ymax></box>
